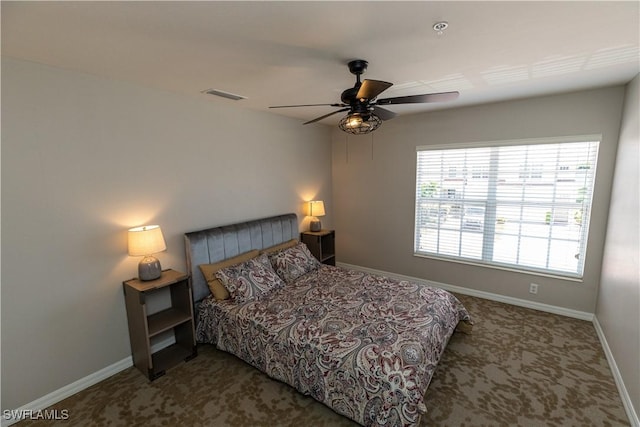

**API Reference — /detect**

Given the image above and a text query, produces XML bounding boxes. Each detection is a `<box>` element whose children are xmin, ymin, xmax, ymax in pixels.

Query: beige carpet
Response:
<box><xmin>16</xmin><ymin>294</ymin><xmax>629</xmax><ymax>426</ymax></box>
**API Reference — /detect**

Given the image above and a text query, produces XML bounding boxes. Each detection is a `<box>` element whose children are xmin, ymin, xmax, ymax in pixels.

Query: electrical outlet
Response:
<box><xmin>529</xmin><ymin>283</ymin><xmax>539</xmax><ymax>294</ymax></box>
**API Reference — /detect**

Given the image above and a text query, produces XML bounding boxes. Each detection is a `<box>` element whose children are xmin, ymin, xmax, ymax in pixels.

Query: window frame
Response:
<box><xmin>414</xmin><ymin>135</ymin><xmax>601</xmax><ymax>281</ymax></box>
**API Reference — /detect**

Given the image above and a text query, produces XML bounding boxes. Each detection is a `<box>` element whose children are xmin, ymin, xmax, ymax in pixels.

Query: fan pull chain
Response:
<box><xmin>371</xmin><ymin>133</ymin><xmax>374</xmax><ymax>160</ymax></box>
<box><xmin>345</xmin><ymin>134</ymin><xmax>349</xmax><ymax>164</ymax></box>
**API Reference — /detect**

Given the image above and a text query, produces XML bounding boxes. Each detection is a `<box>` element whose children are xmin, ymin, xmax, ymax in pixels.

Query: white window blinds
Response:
<box><xmin>414</xmin><ymin>137</ymin><xmax>599</xmax><ymax>278</ymax></box>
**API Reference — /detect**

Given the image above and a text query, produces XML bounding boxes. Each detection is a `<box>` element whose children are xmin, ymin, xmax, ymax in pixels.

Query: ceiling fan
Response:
<box><xmin>269</xmin><ymin>59</ymin><xmax>459</xmax><ymax>134</ymax></box>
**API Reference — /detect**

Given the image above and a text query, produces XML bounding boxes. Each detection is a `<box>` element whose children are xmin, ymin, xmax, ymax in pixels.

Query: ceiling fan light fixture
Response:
<box><xmin>345</xmin><ymin>115</ymin><xmax>363</xmax><ymax>128</ymax></box>
<box><xmin>270</xmin><ymin>60</ymin><xmax>459</xmax><ymax>132</ymax></box>
<box><xmin>338</xmin><ymin>113</ymin><xmax>382</xmax><ymax>135</ymax></box>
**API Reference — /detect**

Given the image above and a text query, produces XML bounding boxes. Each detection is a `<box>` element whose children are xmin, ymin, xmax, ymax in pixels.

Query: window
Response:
<box><xmin>414</xmin><ymin>136</ymin><xmax>599</xmax><ymax>279</ymax></box>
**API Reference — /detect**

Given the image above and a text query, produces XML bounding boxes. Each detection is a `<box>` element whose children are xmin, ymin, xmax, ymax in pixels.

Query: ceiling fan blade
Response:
<box><xmin>372</xmin><ymin>106</ymin><xmax>398</xmax><ymax>121</ymax></box>
<box><xmin>303</xmin><ymin>108</ymin><xmax>350</xmax><ymax>125</ymax></box>
<box><xmin>270</xmin><ymin>103</ymin><xmax>344</xmax><ymax>109</ymax></box>
<box><xmin>356</xmin><ymin>79</ymin><xmax>393</xmax><ymax>101</ymax></box>
<box><xmin>376</xmin><ymin>91</ymin><xmax>459</xmax><ymax>105</ymax></box>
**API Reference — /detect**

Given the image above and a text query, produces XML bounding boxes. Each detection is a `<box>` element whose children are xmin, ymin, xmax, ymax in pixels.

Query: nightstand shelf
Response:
<box><xmin>151</xmin><ymin>342</ymin><xmax>196</xmax><ymax>375</ymax></box>
<box><xmin>147</xmin><ymin>308</ymin><xmax>192</xmax><ymax>337</ymax></box>
<box><xmin>301</xmin><ymin>229</ymin><xmax>336</xmax><ymax>266</ymax></box>
<box><xmin>123</xmin><ymin>269</ymin><xmax>197</xmax><ymax>381</ymax></box>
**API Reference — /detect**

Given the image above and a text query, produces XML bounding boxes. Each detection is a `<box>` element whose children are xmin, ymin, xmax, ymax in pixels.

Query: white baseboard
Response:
<box><xmin>1</xmin><ymin>337</ymin><xmax>174</xmax><ymax>427</ymax></box>
<box><xmin>337</xmin><ymin>262</ymin><xmax>594</xmax><ymax>320</ymax></box>
<box><xmin>593</xmin><ymin>316</ymin><xmax>639</xmax><ymax>427</ymax></box>
<box><xmin>1</xmin><ymin>357</ymin><xmax>132</xmax><ymax>427</ymax></box>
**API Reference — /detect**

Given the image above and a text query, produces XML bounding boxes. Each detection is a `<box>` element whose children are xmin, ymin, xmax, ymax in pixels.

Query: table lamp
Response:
<box><xmin>308</xmin><ymin>200</ymin><xmax>325</xmax><ymax>232</ymax></box>
<box><xmin>128</xmin><ymin>225</ymin><xmax>167</xmax><ymax>281</ymax></box>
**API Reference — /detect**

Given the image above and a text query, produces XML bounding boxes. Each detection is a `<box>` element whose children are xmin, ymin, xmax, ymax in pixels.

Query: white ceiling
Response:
<box><xmin>2</xmin><ymin>1</ymin><xmax>639</xmax><ymax>126</ymax></box>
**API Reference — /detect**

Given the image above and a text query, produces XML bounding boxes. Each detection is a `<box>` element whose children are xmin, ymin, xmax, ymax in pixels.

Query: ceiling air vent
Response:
<box><xmin>201</xmin><ymin>88</ymin><xmax>247</xmax><ymax>101</ymax></box>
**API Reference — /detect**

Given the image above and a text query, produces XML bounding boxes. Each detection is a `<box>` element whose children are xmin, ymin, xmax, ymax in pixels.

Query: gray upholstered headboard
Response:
<box><xmin>184</xmin><ymin>213</ymin><xmax>299</xmax><ymax>304</ymax></box>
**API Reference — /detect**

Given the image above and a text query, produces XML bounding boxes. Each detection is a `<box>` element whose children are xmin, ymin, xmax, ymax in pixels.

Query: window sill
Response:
<box><xmin>413</xmin><ymin>252</ymin><xmax>584</xmax><ymax>283</ymax></box>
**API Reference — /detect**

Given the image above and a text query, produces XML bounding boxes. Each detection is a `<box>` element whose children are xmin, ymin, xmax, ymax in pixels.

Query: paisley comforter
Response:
<box><xmin>197</xmin><ymin>265</ymin><xmax>472</xmax><ymax>427</ymax></box>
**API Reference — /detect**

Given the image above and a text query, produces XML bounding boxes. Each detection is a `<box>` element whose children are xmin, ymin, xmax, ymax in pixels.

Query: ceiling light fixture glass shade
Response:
<box><xmin>338</xmin><ymin>113</ymin><xmax>382</xmax><ymax>135</ymax></box>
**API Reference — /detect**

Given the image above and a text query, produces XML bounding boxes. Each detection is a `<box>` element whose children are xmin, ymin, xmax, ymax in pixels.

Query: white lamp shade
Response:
<box><xmin>128</xmin><ymin>225</ymin><xmax>167</xmax><ymax>256</ymax></box>
<box><xmin>309</xmin><ymin>200</ymin><xmax>326</xmax><ymax>217</ymax></box>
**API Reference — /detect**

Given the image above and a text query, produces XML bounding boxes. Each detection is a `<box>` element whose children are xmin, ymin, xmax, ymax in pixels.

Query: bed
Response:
<box><xmin>184</xmin><ymin>213</ymin><xmax>472</xmax><ymax>427</ymax></box>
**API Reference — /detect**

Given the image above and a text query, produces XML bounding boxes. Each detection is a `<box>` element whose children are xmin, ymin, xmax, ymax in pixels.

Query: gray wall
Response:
<box><xmin>597</xmin><ymin>74</ymin><xmax>640</xmax><ymax>419</ymax></box>
<box><xmin>1</xmin><ymin>58</ymin><xmax>332</xmax><ymax>410</ymax></box>
<box><xmin>332</xmin><ymin>86</ymin><xmax>624</xmax><ymax>313</ymax></box>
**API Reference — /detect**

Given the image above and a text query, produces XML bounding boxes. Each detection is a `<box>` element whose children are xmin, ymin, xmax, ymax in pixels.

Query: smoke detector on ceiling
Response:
<box><xmin>433</xmin><ymin>21</ymin><xmax>449</xmax><ymax>35</ymax></box>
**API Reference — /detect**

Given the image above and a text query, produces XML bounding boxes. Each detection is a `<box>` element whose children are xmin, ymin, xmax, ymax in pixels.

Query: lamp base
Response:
<box><xmin>310</xmin><ymin>219</ymin><xmax>322</xmax><ymax>232</ymax></box>
<box><xmin>139</xmin><ymin>255</ymin><xmax>162</xmax><ymax>281</ymax></box>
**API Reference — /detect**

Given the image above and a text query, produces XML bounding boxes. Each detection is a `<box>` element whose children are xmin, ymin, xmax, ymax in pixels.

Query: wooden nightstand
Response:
<box><xmin>123</xmin><ymin>269</ymin><xmax>197</xmax><ymax>380</ymax></box>
<box><xmin>301</xmin><ymin>229</ymin><xmax>336</xmax><ymax>266</ymax></box>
